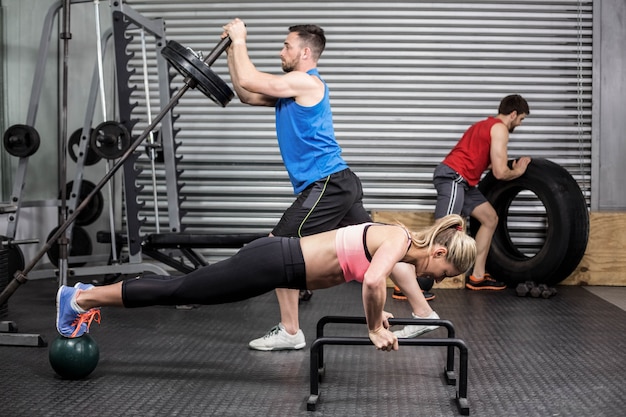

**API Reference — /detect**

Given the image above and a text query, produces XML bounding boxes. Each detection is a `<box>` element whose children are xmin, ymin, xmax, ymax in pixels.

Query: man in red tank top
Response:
<box><xmin>433</xmin><ymin>94</ymin><xmax>532</xmax><ymax>291</ymax></box>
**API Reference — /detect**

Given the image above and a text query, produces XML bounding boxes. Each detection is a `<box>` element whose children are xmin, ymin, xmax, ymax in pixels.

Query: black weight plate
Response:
<box><xmin>0</xmin><ymin>236</ymin><xmax>26</xmax><ymax>279</ymax></box>
<box><xmin>90</xmin><ymin>121</ymin><xmax>132</xmax><ymax>160</ymax></box>
<box><xmin>199</xmin><ymin>66</ymin><xmax>235</xmax><ymax>105</ymax></box>
<box><xmin>161</xmin><ymin>40</ymin><xmax>233</xmax><ymax>107</ymax></box>
<box><xmin>3</xmin><ymin>124</ymin><xmax>41</xmax><ymax>157</ymax></box>
<box><xmin>69</xmin><ymin>128</ymin><xmax>102</xmax><ymax>166</ymax></box>
<box><xmin>60</xmin><ymin>180</ymin><xmax>104</xmax><ymax>226</ymax></box>
<box><xmin>46</xmin><ymin>226</ymin><xmax>93</xmax><ymax>268</ymax></box>
<box><xmin>192</xmin><ymin>59</ymin><xmax>234</xmax><ymax>104</ymax></box>
<box><xmin>162</xmin><ymin>41</ymin><xmax>231</xmax><ymax>106</ymax></box>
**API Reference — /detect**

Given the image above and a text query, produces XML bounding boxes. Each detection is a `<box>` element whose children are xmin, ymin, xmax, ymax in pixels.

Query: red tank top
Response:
<box><xmin>442</xmin><ymin>117</ymin><xmax>503</xmax><ymax>186</ymax></box>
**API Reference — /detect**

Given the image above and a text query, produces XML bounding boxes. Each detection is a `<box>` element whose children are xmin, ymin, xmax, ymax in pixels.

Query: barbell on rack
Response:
<box><xmin>0</xmin><ymin>35</ymin><xmax>235</xmax><ymax>305</ymax></box>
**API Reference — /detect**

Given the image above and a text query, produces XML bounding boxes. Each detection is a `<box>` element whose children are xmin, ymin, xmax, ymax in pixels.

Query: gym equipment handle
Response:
<box><xmin>203</xmin><ymin>36</ymin><xmax>232</xmax><ymax>66</ymax></box>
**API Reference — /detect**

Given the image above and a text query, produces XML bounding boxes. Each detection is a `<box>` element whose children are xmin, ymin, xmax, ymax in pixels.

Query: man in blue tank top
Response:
<box><xmin>223</xmin><ymin>19</ymin><xmax>437</xmax><ymax>351</ymax></box>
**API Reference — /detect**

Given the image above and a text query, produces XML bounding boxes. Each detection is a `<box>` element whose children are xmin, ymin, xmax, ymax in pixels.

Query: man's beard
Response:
<box><xmin>281</xmin><ymin>58</ymin><xmax>297</xmax><ymax>73</ymax></box>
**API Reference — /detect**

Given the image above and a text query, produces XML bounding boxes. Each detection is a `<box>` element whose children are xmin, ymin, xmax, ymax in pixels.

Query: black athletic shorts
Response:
<box><xmin>272</xmin><ymin>168</ymin><xmax>372</xmax><ymax>237</ymax></box>
<box><xmin>433</xmin><ymin>163</ymin><xmax>487</xmax><ymax>218</ymax></box>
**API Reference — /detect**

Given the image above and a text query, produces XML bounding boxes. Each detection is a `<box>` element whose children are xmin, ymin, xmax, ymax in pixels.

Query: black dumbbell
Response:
<box><xmin>530</xmin><ymin>285</ymin><xmax>543</xmax><ymax>298</ymax></box>
<box><xmin>541</xmin><ymin>287</ymin><xmax>558</xmax><ymax>299</ymax></box>
<box><xmin>516</xmin><ymin>281</ymin><xmax>537</xmax><ymax>297</ymax></box>
<box><xmin>516</xmin><ymin>282</ymin><xmax>530</xmax><ymax>297</ymax></box>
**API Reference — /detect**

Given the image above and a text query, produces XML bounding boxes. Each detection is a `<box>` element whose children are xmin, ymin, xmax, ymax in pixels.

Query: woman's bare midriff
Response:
<box><xmin>299</xmin><ymin>230</ymin><xmax>346</xmax><ymax>290</ymax></box>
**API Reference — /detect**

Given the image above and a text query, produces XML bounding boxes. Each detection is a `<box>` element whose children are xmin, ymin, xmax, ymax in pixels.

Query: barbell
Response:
<box><xmin>0</xmin><ymin>36</ymin><xmax>234</xmax><ymax>305</ymax></box>
<box><xmin>161</xmin><ymin>40</ymin><xmax>234</xmax><ymax>107</ymax></box>
<box><xmin>85</xmin><ymin>39</ymin><xmax>234</xmax><ymax>160</ymax></box>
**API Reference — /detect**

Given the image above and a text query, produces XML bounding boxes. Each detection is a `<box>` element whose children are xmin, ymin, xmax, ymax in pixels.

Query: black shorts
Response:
<box><xmin>272</xmin><ymin>168</ymin><xmax>372</xmax><ymax>237</ymax></box>
<box><xmin>433</xmin><ymin>163</ymin><xmax>487</xmax><ymax>218</ymax></box>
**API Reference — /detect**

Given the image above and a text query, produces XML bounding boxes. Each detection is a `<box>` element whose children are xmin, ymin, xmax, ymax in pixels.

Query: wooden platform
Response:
<box><xmin>371</xmin><ymin>211</ymin><xmax>626</xmax><ymax>287</ymax></box>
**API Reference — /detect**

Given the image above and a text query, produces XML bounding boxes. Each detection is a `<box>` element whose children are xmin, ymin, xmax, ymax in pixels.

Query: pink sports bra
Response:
<box><xmin>335</xmin><ymin>223</ymin><xmax>412</xmax><ymax>283</ymax></box>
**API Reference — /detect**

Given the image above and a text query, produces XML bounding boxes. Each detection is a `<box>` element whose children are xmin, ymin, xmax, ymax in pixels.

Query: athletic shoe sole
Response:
<box><xmin>249</xmin><ymin>343</ymin><xmax>306</xmax><ymax>351</ymax></box>
<box><xmin>465</xmin><ymin>283</ymin><xmax>506</xmax><ymax>291</ymax></box>
<box><xmin>392</xmin><ymin>291</ymin><xmax>436</xmax><ymax>301</ymax></box>
<box><xmin>55</xmin><ymin>286</ymin><xmax>81</xmax><ymax>337</ymax></box>
<box><xmin>393</xmin><ymin>326</ymin><xmax>438</xmax><ymax>338</ymax></box>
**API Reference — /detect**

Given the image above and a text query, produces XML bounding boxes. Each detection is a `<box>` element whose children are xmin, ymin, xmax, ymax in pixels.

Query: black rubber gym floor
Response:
<box><xmin>1</xmin><ymin>277</ymin><xmax>625</xmax><ymax>417</ymax></box>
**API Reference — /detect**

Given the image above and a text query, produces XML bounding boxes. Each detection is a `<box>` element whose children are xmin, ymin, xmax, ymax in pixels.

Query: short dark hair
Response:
<box><xmin>498</xmin><ymin>94</ymin><xmax>530</xmax><ymax>116</ymax></box>
<box><xmin>288</xmin><ymin>24</ymin><xmax>326</xmax><ymax>60</ymax></box>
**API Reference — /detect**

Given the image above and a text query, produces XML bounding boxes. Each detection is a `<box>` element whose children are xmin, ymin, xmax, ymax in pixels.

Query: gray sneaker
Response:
<box><xmin>393</xmin><ymin>311</ymin><xmax>440</xmax><ymax>338</ymax></box>
<box><xmin>248</xmin><ymin>323</ymin><xmax>306</xmax><ymax>351</ymax></box>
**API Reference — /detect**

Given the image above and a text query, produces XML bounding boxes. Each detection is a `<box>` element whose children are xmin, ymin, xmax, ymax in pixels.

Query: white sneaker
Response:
<box><xmin>248</xmin><ymin>323</ymin><xmax>306</xmax><ymax>351</ymax></box>
<box><xmin>393</xmin><ymin>311</ymin><xmax>440</xmax><ymax>338</ymax></box>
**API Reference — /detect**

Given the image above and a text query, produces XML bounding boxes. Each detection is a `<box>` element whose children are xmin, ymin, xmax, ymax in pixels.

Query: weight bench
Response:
<box><xmin>307</xmin><ymin>316</ymin><xmax>469</xmax><ymax>415</ymax></box>
<box><xmin>98</xmin><ymin>231</ymin><xmax>267</xmax><ymax>274</ymax></box>
<box><xmin>142</xmin><ymin>232</ymin><xmax>266</xmax><ymax>273</ymax></box>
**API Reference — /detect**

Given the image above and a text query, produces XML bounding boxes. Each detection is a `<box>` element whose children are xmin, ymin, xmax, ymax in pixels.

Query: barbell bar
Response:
<box><xmin>0</xmin><ymin>36</ymin><xmax>233</xmax><ymax>305</ymax></box>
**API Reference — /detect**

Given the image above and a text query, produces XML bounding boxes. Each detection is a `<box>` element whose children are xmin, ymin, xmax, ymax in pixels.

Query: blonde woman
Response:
<box><xmin>56</xmin><ymin>214</ymin><xmax>475</xmax><ymax>352</ymax></box>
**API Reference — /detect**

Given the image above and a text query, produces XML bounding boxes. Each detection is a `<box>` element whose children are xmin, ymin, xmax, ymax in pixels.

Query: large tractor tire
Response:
<box><xmin>471</xmin><ymin>158</ymin><xmax>589</xmax><ymax>287</ymax></box>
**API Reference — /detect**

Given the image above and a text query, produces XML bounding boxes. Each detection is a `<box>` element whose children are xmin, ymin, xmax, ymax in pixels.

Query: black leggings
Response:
<box><xmin>122</xmin><ymin>237</ymin><xmax>306</xmax><ymax>308</ymax></box>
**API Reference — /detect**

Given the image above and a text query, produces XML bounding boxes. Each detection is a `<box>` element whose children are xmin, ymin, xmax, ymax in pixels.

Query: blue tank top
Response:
<box><xmin>275</xmin><ymin>68</ymin><xmax>348</xmax><ymax>194</ymax></box>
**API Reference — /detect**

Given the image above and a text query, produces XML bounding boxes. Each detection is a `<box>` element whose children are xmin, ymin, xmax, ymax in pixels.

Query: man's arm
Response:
<box><xmin>489</xmin><ymin>123</ymin><xmax>531</xmax><ymax>181</ymax></box>
<box><xmin>224</xmin><ymin>19</ymin><xmax>319</xmax><ymax>106</ymax></box>
<box><xmin>225</xmin><ymin>40</ymin><xmax>278</xmax><ymax>106</ymax></box>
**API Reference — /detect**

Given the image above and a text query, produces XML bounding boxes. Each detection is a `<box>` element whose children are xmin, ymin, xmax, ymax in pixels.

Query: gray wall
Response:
<box><xmin>124</xmin><ymin>1</ymin><xmax>594</xmax><ymax>242</ymax></box>
<box><xmin>4</xmin><ymin>1</ymin><xmax>624</xmax><ymax>212</ymax></box>
<box><xmin>0</xmin><ymin>0</ymin><xmax>624</xmax><ymax>262</ymax></box>
<box><xmin>592</xmin><ymin>0</ymin><xmax>626</xmax><ymax>211</ymax></box>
